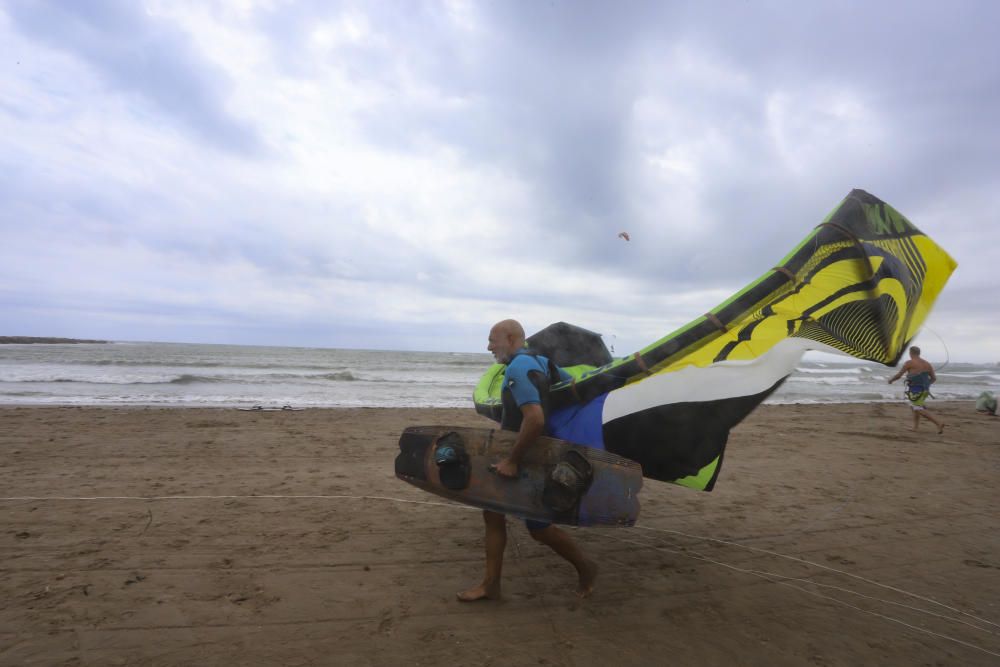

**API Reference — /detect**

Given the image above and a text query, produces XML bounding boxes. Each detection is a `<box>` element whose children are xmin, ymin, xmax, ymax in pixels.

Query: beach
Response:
<box><xmin>2</xmin><ymin>403</ymin><xmax>997</xmax><ymax>666</ymax></box>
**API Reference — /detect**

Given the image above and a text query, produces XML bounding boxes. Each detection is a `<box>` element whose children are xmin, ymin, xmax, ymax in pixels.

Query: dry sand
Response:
<box><xmin>1</xmin><ymin>402</ymin><xmax>997</xmax><ymax>666</ymax></box>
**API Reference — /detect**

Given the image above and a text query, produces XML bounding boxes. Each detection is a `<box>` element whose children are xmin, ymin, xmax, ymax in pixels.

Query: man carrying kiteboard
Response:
<box><xmin>888</xmin><ymin>346</ymin><xmax>945</xmax><ymax>434</ymax></box>
<box><xmin>456</xmin><ymin>319</ymin><xmax>598</xmax><ymax>602</ymax></box>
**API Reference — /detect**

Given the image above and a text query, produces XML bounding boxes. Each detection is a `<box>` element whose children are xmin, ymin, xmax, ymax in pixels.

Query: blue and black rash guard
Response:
<box><xmin>499</xmin><ymin>350</ymin><xmax>571</xmax><ymax>433</ymax></box>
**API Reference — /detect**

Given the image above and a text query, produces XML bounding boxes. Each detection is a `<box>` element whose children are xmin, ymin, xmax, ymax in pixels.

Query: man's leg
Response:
<box><xmin>911</xmin><ymin>407</ymin><xmax>920</xmax><ymax>431</ymax></box>
<box><xmin>528</xmin><ymin>525</ymin><xmax>598</xmax><ymax>597</ymax></box>
<box><xmin>457</xmin><ymin>510</ymin><xmax>506</xmax><ymax>601</ymax></box>
<box><xmin>922</xmin><ymin>409</ymin><xmax>945</xmax><ymax>434</ymax></box>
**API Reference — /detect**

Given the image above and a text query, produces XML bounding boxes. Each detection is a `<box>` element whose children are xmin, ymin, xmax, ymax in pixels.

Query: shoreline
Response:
<box><xmin>2</xmin><ymin>403</ymin><xmax>997</xmax><ymax>665</ymax></box>
<box><xmin>0</xmin><ymin>398</ymin><xmax>988</xmax><ymax>409</ymax></box>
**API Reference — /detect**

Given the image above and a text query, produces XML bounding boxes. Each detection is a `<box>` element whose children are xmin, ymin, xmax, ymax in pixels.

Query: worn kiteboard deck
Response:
<box><xmin>394</xmin><ymin>425</ymin><xmax>642</xmax><ymax>526</ymax></box>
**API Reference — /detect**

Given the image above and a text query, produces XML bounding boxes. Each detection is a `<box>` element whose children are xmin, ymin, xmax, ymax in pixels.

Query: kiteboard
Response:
<box><xmin>394</xmin><ymin>425</ymin><xmax>643</xmax><ymax>526</ymax></box>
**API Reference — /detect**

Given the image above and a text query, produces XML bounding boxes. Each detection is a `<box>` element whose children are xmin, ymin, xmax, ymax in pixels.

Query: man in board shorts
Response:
<box><xmin>889</xmin><ymin>346</ymin><xmax>945</xmax><ymax>434</ymax></box>
<box><xmin>456</xmin><ymin>319</ymin><xmax>598</xmax><ymax>601</ymax></box>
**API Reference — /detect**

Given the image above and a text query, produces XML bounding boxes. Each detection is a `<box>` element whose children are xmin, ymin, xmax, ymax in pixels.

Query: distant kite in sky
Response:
<box><xmin>618</xmin><ymin>232</ymin><xmax>630</xmax><ymax>241</ymax></box>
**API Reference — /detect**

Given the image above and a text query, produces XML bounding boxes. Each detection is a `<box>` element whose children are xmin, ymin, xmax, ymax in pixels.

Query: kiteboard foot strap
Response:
<box><xmin>543</xmin><ymin>450</ymin><xmax>594</xmax><ymax>513</ymax></box>
<box><xmin>433</xmin><ymin>432</ymin><xmax>471</xmax><ymax>491</ymax></box>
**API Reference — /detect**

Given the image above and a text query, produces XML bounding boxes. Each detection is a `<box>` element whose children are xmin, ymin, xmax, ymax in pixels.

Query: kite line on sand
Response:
<box><xmin>3</xmin><ymin>491</ymin><xmax>997</xmax><ymax>658</ymax></box>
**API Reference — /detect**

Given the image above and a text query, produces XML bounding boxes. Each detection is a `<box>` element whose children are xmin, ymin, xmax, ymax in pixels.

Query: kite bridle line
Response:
<box><xmin>602</xmin><ymin>528</ymin><xmax>1000</xmax><ymax>659</ymax></box>
<box><xmin>922</xmin><ymin>326</ymin><xmax>951</xmax><ymax>374</ymax></box>
<box><xmin>3</xmin><ymin>492</ymin><xmax>998</xmax><ymax>638</ymax></box>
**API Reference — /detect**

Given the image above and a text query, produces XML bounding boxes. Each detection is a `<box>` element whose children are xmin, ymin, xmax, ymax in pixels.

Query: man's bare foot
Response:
<box><xmin>576</xmin><ymin>559</ymin><xmax>599</xmax><ymax>598</ymax></box>
<box><xmin>456</xmin><ymin>582</ymin><xmax>500</xmax><ymax>602</ymax></box>
<box><xmin>937</xmin><ymin>424</ymin><xmax>945</xmax><ymax>434</ymax></box>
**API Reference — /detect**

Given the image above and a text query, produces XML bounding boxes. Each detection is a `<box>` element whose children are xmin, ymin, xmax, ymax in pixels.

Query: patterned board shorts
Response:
<box><xmin>907</xmin><ymin>390</ymin><xmax>929</xmax><ymax>410</ymax></box>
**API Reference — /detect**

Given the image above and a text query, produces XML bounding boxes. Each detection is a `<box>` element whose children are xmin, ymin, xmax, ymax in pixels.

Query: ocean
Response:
<box><xmin>0</xmin><ymin>341</ymin><xmax>996</xmax><ymax>408</ymax></box>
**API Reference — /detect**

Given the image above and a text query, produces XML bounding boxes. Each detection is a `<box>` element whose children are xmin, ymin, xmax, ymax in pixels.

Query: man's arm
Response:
<box><xmin>888</xmin><ymin>361</ymin><xmax>911</xmax><ymax>384</ymax></box>
<box><xmin>494</xmin><ymin>403</ymin><xmax>544</xmax><ymax>478</ymax></box>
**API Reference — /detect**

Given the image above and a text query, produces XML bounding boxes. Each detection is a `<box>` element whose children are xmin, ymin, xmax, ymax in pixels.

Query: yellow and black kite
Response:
<box><xmin>474</xmin><ymin>189</ymin><xmax>957</xmax><ymax>490</ymax></box>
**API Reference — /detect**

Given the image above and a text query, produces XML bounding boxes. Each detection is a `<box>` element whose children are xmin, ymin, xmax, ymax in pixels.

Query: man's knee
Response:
<box><xmin>528</xmin><ymin>525</ymin><xmax>557</xmax><ymax>543</ymax></box>
<box><xmin>483</xmin><ymin>510</ymin><xmax>506</xmax><ymax>528</ymax></box>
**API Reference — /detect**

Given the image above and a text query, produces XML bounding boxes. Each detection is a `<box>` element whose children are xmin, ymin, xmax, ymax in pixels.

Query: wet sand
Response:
<box><xmin>1</xmin><ymin>402</ymin><xmax>997</xmax><ymax>666</ymax></box>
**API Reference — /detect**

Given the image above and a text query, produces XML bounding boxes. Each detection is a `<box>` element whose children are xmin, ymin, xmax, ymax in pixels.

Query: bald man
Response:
<box><xmin>457</xmin><ymin>319</ymin><xmax>598</xmax><ymax>601</ymax></box>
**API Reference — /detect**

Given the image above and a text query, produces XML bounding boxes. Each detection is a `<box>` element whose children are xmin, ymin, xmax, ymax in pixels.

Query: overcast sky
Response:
<box><xmin>2</xmin><ymin>1</ymin><xmax>997</xmax><ymax>362</ymax></box>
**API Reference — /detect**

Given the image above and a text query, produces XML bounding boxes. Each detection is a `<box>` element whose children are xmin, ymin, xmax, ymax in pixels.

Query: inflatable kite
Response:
<box><xmin>474</xmin><ymin>189</ymin><xmax>957</xmax><ymax>491</ymax></box>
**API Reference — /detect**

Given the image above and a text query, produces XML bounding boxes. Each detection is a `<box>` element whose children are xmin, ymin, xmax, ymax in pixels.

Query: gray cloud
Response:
<box><xmin>264</xmin><ymin>1</ymin><xmax>999</xmax><ymax>283</ymax></box>
<box><xmin>5</xmin><ymin>0</ymin><xmax>261</xmax><ymax>154</ymax></box>
<box><xmin>0</xmin><ymin>1</ymin><xmax>997</xmax><ymax>359</ymax></box>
